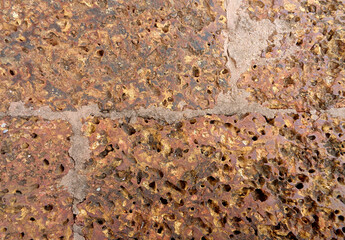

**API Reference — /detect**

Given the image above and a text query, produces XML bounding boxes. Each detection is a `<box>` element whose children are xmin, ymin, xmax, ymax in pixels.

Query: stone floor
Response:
<box><xmin>1</xmin><ymin>0</ymin><xmax>345</xmax><ymax>239</ymax></box>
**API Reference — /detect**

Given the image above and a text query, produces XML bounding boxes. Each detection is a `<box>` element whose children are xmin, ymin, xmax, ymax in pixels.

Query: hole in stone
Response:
<box><xmin>97</xmin><ymin>50</ymin><xmax>104</xmax><ymax>57</ymax></box>
<box><xmin>189</xmin><ymin>186</ymin><xmax>197</xmax><ymax>195</ymax></box>
<box><xmin>43</xmin><ymin>159</ymin><xmax>50</xmax><ymax>166</ymax></box>
<box><xmin>234</xmin><ymin>230</ymin><xmax>241</xmax><ymax>235</ymax></box>
<box><xmin>157</xmin><ymin>226</ymin><xmax>163</xmax><ymax>234</ymax></box>
<box><xmin>296</xmin><ymin>183</ymin><xmax>304</xmax><ymax>189</ymax></box>
<box><xmin>233</xmin><ymin>217</ymin><xmax>242</xmax><ymax>222</ymax></box>
<box><xmin>162</xmin><ymin>25</ymin><xmax>169</xmax><ymax>33</ymax></box>
<box><xmin>31</xmin><ymin>133</ymin><xmax>38</xmax><ymax>138</ymax></box>
<box><xmin>222</xmin><ymin>69</ymin><xmax>229</xmax><ymax>74</ymax></box>
<box><xmin>44</xmin><ymin>204</ymin><xmax>53</xmax><ymax>211</ymax></box>
<box><xmin>223</xmin><ymin>184</ymin><xmax>231</xmax><ymax>192</ymax></box>
<box><xmin>192</xmin><ymin>66</ymin><xmax>200</xmax><ymax>77</ymax></box>
<box><xmin>207</xmin><ymin>176</ymin><xmax>218</xmax><ymax>186</ymax></box>
<box><xmin>149</xmin><ymin>182</ymin><xmax>156</xmax><ymax>190</ymax></box>
<box><xmin>160</xmin><ymin>197</ymin><xmax>168</xmax><ymax>204</ymax></box>
<box><xmin>253</xmin><ymin>189</ymin><xmax>268</xmax><ymax>202</ymax></box>
<box><xmin>336</xmin><ymin>229</ymin><xmax>343</xmax><ymax>235</ymax></box>
<box><xmin>308</xmin><ymin>135</ymin><xmax>316</xmax><ymax>140</ymax></box>
<box><xmin>97</xmin><ymin>218</ymin><xmax>105</xmax><ymax>225</ymax></box>
<box><xmin>338</xmin><ymin>177</ymin><xmax>344</xmax><ymax>184</ymax></box>
<box><xmin>121</xmin><ymin>123</ymin><xmax>136</xmax><ymax>135</ymax></box>
<box><xmin>59</xmin><ymin>164</ymin><xmax>65</xmax><ymax>172</ymax></box>
<box><xmin>63</xmin><ymin>219</ymin><xmax>69</xmax><ymax>225</ymax></box>
<box><xmin>298</xmin><ymin>174</ymin><xmax>308</xmax><ymax>182</ymax></box>
<box><xmin>9</xmin><ymin>70</ymin><xmax>15</xmax><ymax>76</ymax></box>
<box><xmin>177</xmin><ymin>180</ymin><xmax>187</xmax><ymax>189</ymax></box>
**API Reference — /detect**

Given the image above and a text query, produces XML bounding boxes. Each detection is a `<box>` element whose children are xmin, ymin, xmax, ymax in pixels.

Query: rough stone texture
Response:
<box><xmin>237</xmin><ymin>0</ymin><xmax>345</xmax><ymax>111</ymax></box>
<box><xmin>0</xmin><ymin>117</ymin><xmax>74</xmax><ymax>240</ymax></box>
<box><xmin>0</xmin><ymin>0</ymin><xmax>229</xmax><ymax>112</ymax></box>
<box><xmin>77</xmin><ymin>114</ymin><xmax>345</xmax><ymax>239</ymax></box>
<box><xmin>2</xmin><ymin>0</ymin><xmax>345</xmax><ymax>239</ymax></box>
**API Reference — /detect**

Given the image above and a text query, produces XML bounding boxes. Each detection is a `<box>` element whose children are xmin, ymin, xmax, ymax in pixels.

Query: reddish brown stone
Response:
<box><xmin>238</xmin><ymin>0</ymin><xmax>345</xmax><ymax>110</ymax></box>
<box><xmin>0</xmin><ymin>117</ymin><xmax>73</xmax><ymax>240</ymax></box>
<box><xmin>0</xmin><ymin>0</ymin><xmax>229</xmax><ymax>112</ymax></box>
<box><xmin>78</xmin><ymin>114</ymin><xmax>345</xmax><ymax>239</ymax></box>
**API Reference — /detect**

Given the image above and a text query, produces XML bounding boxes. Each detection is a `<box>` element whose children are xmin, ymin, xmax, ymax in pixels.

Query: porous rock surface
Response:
<box><xmin>1</xmin><ymin>0</ymin><xmax>345</xmax><ymax>240</ymax></box>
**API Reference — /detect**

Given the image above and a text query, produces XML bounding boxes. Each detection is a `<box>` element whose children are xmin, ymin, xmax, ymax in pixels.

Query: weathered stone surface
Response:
<box><xmin>238</xmin><ymin>0</ymin><xmax>345</xmax><ymax>111</ymax></box>
<box><xmin>0</xmin><ymin>0</ymin><xmax>229</xmax><ymax>112</ymax></box>
<box><xmin>78</xmin><ymin>114</ymin><xmax>345</xmax><ymax>239</ymax></box>
<box><xmin>0</xmin><ymin>117</ymin><xmax>74</xmax><ymax>239</ymax></box>
<box><xmin>3</xmin><ymin>0</ymin><xmax>345</xmax><ymax>239</ymax></box>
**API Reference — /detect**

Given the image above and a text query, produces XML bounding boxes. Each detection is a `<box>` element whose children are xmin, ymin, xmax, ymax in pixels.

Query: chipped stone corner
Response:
<box><xmin>225</xmin><ymin>7</ymin><xmax>274</xmax><ymax>83</ymax></box>
<box><xmin>224</xmin><ymin>0</ymin><xmax>294</xmax><ymax>85</ymax></box>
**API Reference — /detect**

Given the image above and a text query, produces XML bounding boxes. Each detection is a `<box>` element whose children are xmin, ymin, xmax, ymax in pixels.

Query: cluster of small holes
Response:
<box><xmin>78</xmin><ymin>113</ymin><xmax>345</xmax><ymax>239</ymax></box>
<box><xmin>238</xmin><ymin>0</ymin><xmax>345</xmax><ymax>111</ymax></box>
<box><xmin>0</xmin><ymin>117</ymin><xmax>73</xmax><ymax>239</ymax></box>
<box><xmin>0</xmin><ymin>0</ymin><xmax>229</xmax><ymax>111</ymax></box>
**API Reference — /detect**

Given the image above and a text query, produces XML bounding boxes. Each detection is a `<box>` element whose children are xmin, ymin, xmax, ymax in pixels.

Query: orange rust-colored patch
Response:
<box><xmin>0</xmin><ymin>0</ymin><xmax>229</xmax><ymax>112</ymax></box>
<box><xmin>78</xmin><ymin>114</ymin><xmax>345</xmax><ymax>239</ymax></box>
<box><xmin>0</xmin><ymin>117</ymin><xmax>74</xmax><ymax>240</ymax></box>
